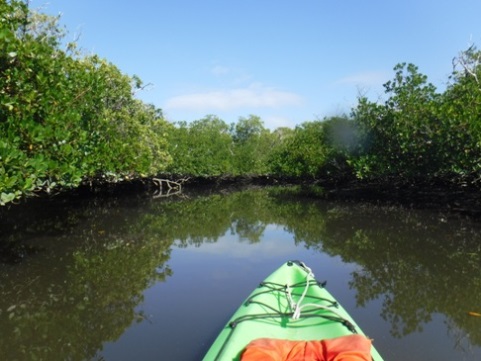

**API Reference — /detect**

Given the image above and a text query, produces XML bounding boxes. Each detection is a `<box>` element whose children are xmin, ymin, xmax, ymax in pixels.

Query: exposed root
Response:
<box><xmin>152</xmin><ymin>177</ymin><xmax>190</xmax><ymax>198</ymax></box>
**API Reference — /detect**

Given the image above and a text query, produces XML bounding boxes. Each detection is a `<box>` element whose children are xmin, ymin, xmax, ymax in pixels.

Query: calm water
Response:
<box><xmin>1</xmin><ymin>187</ymin><xmax>481</xmax><ymax>360</ymax></box>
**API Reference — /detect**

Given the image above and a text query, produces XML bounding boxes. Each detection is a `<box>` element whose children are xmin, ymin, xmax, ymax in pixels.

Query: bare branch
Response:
<box><xmin>452</xmin><ymin>44</ymin><xmax>481</xmax><ymax>86</ymax></box>
<box><xmin>152</xmin><ymin>178</ymin><xmax>190</xmax><ymax>198</ymax></box>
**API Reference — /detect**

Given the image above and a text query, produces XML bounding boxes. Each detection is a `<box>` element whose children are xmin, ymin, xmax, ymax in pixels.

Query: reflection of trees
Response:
<box><xmin>0</xmin><ymin>196</ymin><xmax>172</xmax><ymax>360</ymax></box>
<box><xmin>1</xmin><ymin>187</ymin><xmax>481</xmax><ymax>357</ymax></box>
<box><xmin>0</xmin><ymin>190</ymin><xmax>275</xmax><ymax>359</ymax></box>
<box><xmin>0</xmin><ymin>240</ymin><xmax>172</xmax><ymax>360</ymax></box>
<box><xmin>154</xmin><ymin>186</ymin><xmax>481</xmax><ymax>349</ymax></box>
<box><xmin>233</xmin><ymin>219</ymin><xmax>266</xmax><ymax>243</ymax></box>
<box><xmin>272</xmin><ymin>192</ymin><xmax>481</xmax><ymax>347</ymax></box>
<box><xmin>142</xmin><ymin>191</ymin><xmax>272</xmax><ymax>247</ymax></box>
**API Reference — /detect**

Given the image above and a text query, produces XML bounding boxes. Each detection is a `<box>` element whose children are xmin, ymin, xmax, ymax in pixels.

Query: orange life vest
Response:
<box><xmin>241</xmin><ymin>334</ymin><xmax>372</xmax><ymax>361</ymax></box>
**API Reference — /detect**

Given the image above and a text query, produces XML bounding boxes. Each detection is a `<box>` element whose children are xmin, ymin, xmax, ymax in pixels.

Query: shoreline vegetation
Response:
<box><xmin>2</xmin><ymin>1</ymin><xmax>481</xmax><ymax>215</ymax></box>
<box><xmin>51</xmin><ymin>174</ymin><xmax>481</xmax><ymax>218</ymax></box>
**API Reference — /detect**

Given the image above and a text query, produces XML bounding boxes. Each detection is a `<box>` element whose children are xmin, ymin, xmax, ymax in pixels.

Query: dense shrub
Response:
<box><xmin>3</xmin><ymin>1</ymin><xmax>481</xmax><ymax>205</ymax></box>
<box><xmin>0</xmin><ymin>1</ymin><xmax>170</xmax><ymax>204</ymax></box>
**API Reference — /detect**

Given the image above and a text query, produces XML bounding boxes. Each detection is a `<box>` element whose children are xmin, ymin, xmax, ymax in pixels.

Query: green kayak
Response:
<box><xmin>202</xmin><ymin>260</ymin><xmax>384</xmax><ymax>361</ymax></box>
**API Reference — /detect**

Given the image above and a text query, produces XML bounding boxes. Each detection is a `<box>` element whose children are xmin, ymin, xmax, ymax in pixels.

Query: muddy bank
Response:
<box><xmin>313</xmin><ymin>175</ymin><xmax>481</xmax><ymax>217</ymax></box>
<box><xmin>183</xmin><ymin>174</ymin><xmax>481</xmax><ymax>217</ymax></box>
<box><xmin>3</xmin><ymin>174</ymin><xmax>481</xmax><ymax>217</ymax></box>
<box><xmin>70</xmin><ymin>174</ymin><xmax>481</xmax><ymax>216</ymax></box>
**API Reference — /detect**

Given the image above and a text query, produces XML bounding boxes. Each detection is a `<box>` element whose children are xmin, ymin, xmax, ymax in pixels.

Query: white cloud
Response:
<box><xmin>181</xmin><ymin>224</ymin><xmax>296</xmax><ymax>259</ymax></box>
<box><xmin>263</xmin><ymin>115</ymin><xmax>295</xmax><ymax>129</ymax></box>
<box><xmin>164</xmin><ymin>83</ymin><xmax>303</xmax><ymax>111</ymax></box>
<box><xmin>337</xmin><ymin>70</ymin><xmax>390</xmax><ymax>86</ymax></box>
<box><xmin>209</xmin><ymin>64</ymin><xmax>252</xmax><ymax>84</ymax></box>
<box><xmin>211</xmin><ymin>65</ymin><xmax>230</xmax><ymax>76</ymax></box>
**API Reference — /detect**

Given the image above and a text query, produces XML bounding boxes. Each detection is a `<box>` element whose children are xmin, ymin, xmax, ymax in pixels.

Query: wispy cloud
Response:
<box><xmin>209</xmin><ymin>64</ymin><xmax>252</xmax><ymax>84</ymax></box>
<box><xmin>263</xmin><ymin>115</ymin><xmax>295</xmax><ymax>129</ymax></box>
<box><xmin>210</xmin><ymin>65</ymin><xmax>230</xmax><ymax>76</ymax></box>
<box><xmin>337</xmin><ymin>70</ymin><xmax>390</xmax><ymax>86</ymax></box>
<box><xmin>164</xmin><ymin>83</ymin><xmax>303</xmax><ymax>111</ymax></box>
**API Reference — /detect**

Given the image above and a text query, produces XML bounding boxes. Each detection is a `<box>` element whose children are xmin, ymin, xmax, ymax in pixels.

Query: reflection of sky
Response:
<box><xmin>103</xmin><ymin>219</ymin><xmax>385</xmax><ymax>361</ymax></box>
<box><xmin>179</xmin><ymin>224</ymin><xmax>296</xmax><ymax>259</ymax></box>
<box><xmin>101</xmin><ymin>222</ymin><xmax>356</xmax><ymax>360</ymax></box>
<box><xmin>99</xmin><ymin>218</ymin><xmax>481</xmax><ymax>361</ymax></box>
<box><xmin>171</xmin><ymin>222</ymin><xmax>356</xmax><ymax>291</ymax></box>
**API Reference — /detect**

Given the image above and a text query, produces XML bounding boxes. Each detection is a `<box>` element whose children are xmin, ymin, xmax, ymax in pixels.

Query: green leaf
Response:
<box><xmin>0</xmin><ymin>192</ymin><xmax>16</xmax><ymax>205</ymax></box>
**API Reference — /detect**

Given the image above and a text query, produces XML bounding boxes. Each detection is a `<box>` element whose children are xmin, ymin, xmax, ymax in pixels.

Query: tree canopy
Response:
<box><xmin>2</xmin><ymin>1</ymin><xmax>481</xmax><ymax>205</ymax></box>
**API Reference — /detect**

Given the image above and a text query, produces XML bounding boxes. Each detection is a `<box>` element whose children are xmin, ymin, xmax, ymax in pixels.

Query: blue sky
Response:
<box><xmin>37</xmin><ymin>0</ymin><xmax>481</xmax><ymax>129</ymax></box>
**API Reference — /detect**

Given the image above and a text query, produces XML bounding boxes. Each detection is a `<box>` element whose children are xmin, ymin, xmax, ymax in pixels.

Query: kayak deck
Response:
<box><xmin>202</xmin><ymin>260</ymin><xmax>384</xmax><ymax>361</ymax></box>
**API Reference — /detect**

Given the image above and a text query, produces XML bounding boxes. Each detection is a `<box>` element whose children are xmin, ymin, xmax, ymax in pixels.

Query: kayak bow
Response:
<box><xmin>202</xmin><ymin>260</ymin><xmax>384</xmax><ymax>361</ymax></box>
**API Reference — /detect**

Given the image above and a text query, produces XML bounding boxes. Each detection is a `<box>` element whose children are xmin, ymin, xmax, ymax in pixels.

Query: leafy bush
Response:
<box><xmin>351</xmin><ymin>63</ymin><xmax>442</xmax><ymax>178</ymax></box>
<box><xmin>269</xmin><ymin>121</ymin><xmax>331</xmax><ymax>177</ymax></box>
<box><xmin>351</xmin><ymin>57</ymin><xmax>481</xmax><ymax>181</ymax></box>
<box><xmin>0</xmin><ymin>1</ymin><xmax>170</xmax><ymax>204</ymax></box>
<box><xmin>165</xmin><ymin>116</ymin><xmax>233</xmax><ymax>176</ymax></box>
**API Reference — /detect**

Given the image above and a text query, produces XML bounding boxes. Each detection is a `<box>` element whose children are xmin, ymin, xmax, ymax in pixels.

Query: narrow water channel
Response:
<box><xmin>1</xmin><ymin>187</ymin><xmax>480</xmax><ymax>360</ymax></box>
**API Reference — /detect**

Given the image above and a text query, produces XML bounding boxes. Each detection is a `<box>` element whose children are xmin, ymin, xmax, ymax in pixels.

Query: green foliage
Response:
<box><xmin>351</xmin><ymin>63</ymin><xmax>442</xmax><ymax>178</ymax></box>
<box><xmin>268</xmin><ymin>56</ymin><xmax>481</xmax><ymax>181</ymax></box>
<box><xmin>0</xmin><ymin>2</ymin><xmax>170</xmax><ymax>204</ymax></box>
<box><xmin>320</xmin><ymin>115</ymin><xmax>361</xmax><ymax>176</ymax></box>
<box><xmin>3</xmin><ymin>0</ymin><xmax>481</xmax><ymax>202</ymax></box>
<box><xmin>438</xmin><ymin>45</ymin><xmax>481</xmax><ymax>174</ymax></box>
<box><xmin>323</xmin><ymin>116</ymin><xmax>359</xmax><ymax>155</ymax></box>
<box><xmin>230</xmin><ymin>115</ymin><xmax>274</xmax><ymax>174</ymax></box>
<box><xmin>269</xmin><ymin>121</ymin><xmax>331</xmax><ymax>177</ymax></box>
<box><xmin>166</xmin><ymin>114</ymin><xmax>276</xmax><ymax>176</ymax></box>
<box><xmin>350</xmin><ymin>56</ymin><xmax>481</xmax><ymax>180</ymax></box>
<box><xmin>166</xmin><ymin>115</ymin><xmax>233</xmax><ymax>175</ymax></box>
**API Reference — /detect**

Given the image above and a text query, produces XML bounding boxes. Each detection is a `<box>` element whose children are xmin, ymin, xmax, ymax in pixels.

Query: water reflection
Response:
<box><xmin>273</xmin><ymin>189</ymin><xmax>481</xmax><ymax>349</ymax></box>
<box><xmin>0</xmin><ymin>187</ymin><xmax>480</xmax><ymax>360</ymax></box>
<box><xmin>0</xmin><ymin>196</ymin><xmax>173</xmax><ymax>361</ymax></box>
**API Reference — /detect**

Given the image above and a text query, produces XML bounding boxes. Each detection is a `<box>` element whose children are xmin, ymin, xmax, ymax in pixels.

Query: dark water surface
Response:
<box><xmin>1</xmin><ymin>187</ymin><xmax>481</xmax><ymax>360</ymax></box>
